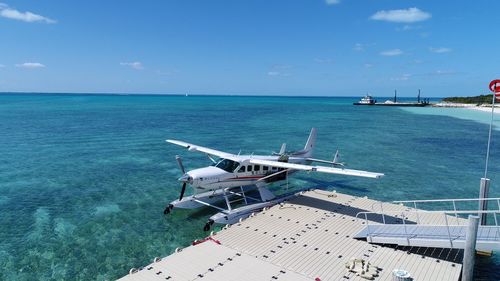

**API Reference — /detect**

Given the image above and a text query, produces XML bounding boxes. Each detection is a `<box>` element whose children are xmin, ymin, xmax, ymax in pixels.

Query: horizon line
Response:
<box><xmin>0</xmin><ymin>91</ymin><xmax>446</xmax><ymax>99</ymax></box>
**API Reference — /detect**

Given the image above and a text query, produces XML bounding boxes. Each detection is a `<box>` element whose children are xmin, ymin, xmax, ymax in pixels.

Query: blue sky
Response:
<box><xmin>0</xmin><ymin>0</ymin><xmax>499</xmax><ymax>96</ymax></box>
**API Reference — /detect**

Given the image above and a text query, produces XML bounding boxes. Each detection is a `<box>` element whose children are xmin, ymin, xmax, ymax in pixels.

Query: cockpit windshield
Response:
<box><xmin>212</xmin><ymin>158</ymin><xmax>239</xmax><ymax>173</ymax></box>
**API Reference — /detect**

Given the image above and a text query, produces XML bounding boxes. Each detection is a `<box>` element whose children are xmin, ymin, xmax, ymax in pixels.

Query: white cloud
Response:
<box><xmin>0</xmin><ymin>64</ymin><xmax>5</xmax><ymax>68</ymax></box>
<box><xmin>380</xmin><ymin>49</ymin><xmax>403</xmax><ymax>56</ymax></box>
<box><xmin>353</xmin><ymin>42</ymin><xmax>376</xmax><ymax>52</ymax></box>
<box><xmin>15</xmin><ymin>62</ymin><xmax>45</xmax><ymax>69</ymax></box>
<box><xmin>0</xmin><ymin>3</ymin><xmax>56</xmax><ymax>23</ymax></box>
<box><xmin>429</xmin><ymin>47</ymin><xmax>452</xmax><ymax>53</ymax></box>
<box><xmin>364</xmin><ymin>63</ymin><xmax>374</xmax><ymax>68</ymax></box>
<box><xmin>433</xmin><ymin>70</ymin><xmax>458</xmax><ymax>76</ymax></box>
<box><xmin>391</xmin><ymin>74</ymin><xmax>411</xmax><ymax>81</ymax></box>
<box><xmin>120</xmin><ymin>62</ymin><xmax>144</xmax><ymax>70</ymax></box>
<box><xmin>325</xmin><ymin>0</ymin><xmax>340</xmax><ymax>5</ymax></box>
<box><xmin>370</xmin><ymin>8</ymin><xmax>431</xmax><ymax>23</ymax></box>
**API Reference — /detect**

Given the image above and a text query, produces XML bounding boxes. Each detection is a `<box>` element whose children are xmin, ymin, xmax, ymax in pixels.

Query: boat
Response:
<box><xmin>374</xmin><ymin>89</ymin><xmax>430</xmax><ymax>107</ymax></box>
<box><xmin>353</xmin><ymin>94</ymin><xmax>376</xmax><ymax>105</ymax></box>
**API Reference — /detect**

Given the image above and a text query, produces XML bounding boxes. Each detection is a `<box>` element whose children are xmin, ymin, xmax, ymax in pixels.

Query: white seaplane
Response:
<box><xmin>164</xmin><ymin>128</ymin><xmax>383</xmax><ymax>230</ymax></box>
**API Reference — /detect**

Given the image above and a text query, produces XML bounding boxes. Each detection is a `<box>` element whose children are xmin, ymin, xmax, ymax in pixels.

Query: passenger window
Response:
<box><xmin>247</xmin><ymin>165</ymin><xmax>253</xmax><ymax>172</ymax></box>
<box><xmin>263</xmin><ymin>166</ymin><xmax>269</xmax><ymax>171</ymax></box>
<box><xmin>238</xmin><ymin>166</ymin><xmax>246</xmax><ymax>173</ymax></box>
<box><xmin>272</xmin><ymin>166</ymin><xmax>278</xmax><ymax>171</ymax></box>
<box><xmin>255</xmin><ymin>165</ymin><xmax>260</xmax><ymax>171</ymax></box>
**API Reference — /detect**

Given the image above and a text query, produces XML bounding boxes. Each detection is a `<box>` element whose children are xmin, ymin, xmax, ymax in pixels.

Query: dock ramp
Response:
<box><xmin>355</xmin><ymin>224</ymin><xmax>500</xmax><ymax>251</ymax></box>
<box><xmin>355</xmin><ymin>198</ymin><xmax>500</xmax><ymax>252</ymax></box>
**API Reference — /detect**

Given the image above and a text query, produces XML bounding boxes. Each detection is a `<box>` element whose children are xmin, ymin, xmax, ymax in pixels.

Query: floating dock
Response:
<box><xmin>118</xmin><ymin>190</ymin><xmax>465</xmax><ymax>281</ymax></box>
<box><xmin>372</xmin><ymin>102</ymin><xmax>430</xmax><ymax>107</ymax></box>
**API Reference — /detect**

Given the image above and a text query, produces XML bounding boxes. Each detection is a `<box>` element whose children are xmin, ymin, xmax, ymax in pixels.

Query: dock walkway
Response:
<box><xmin>118</xmin><ymin>190</ymin><xmax>463</xmax><ymax>281</ymax></box>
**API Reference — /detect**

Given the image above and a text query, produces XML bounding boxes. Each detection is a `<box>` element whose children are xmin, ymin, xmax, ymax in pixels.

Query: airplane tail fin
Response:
<box><xmin>302</xmin><ymin>128</ymin><xmax>316</xmax><ymax>157</ymax></box>
<box><xmin>279</xmin><ymin>143</ymin><xmax>287</xmax><ymax>155</ymax></box>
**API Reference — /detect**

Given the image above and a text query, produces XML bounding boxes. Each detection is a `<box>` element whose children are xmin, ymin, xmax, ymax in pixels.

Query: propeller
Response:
<box><xmin>176</xmin><ymin>155</ymin><xmax>186</xmax><ymax>174</ymax></box>
<box><xmin>164</xmin><ymin>156</ymin><xmax>189</xmax><ymax>215</ymax></box>
<box><xmin>179</xmin><ymin>182</ymin><xmax>187</xmax><ymax>201</ymax></box>
<box><xmin>175</xmin><ymin>155</ymin><xmax>189</xmax><ymax>201</ymax></box>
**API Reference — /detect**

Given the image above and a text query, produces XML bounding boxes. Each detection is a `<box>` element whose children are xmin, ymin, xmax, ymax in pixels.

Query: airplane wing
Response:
<box><xmin>249</xmin><ymin>159</ymin><xmax>384</xmax><ymax>179</ymax></box>
<box><xmin>166</xmin><ymin>139</ymin><xmax>237</xmax><ymax>159</ymax></box>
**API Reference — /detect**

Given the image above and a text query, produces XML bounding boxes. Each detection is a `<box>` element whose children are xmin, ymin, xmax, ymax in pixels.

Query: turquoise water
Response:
<box><xmin>0</xmin><ymin>94</ymin><xmax>499</xmax><ymax>280</ymax></box>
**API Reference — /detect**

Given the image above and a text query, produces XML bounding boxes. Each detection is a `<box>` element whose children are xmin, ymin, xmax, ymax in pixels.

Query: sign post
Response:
<box><xmin>484</xmin><ymin>80</ymin><xmax>500</xmax><ymax>179</ymax></box>
<box><xmin>481</xmin><ymin>80</ymin><xmax>500</xmax><ymax>225</ymax></box>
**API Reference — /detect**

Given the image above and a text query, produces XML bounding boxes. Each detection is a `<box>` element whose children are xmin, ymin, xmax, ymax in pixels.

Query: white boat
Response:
<box><xmin>353</xmin><ymin>94</ymin><xmax>376</xmax><ymax>105</ymax></box>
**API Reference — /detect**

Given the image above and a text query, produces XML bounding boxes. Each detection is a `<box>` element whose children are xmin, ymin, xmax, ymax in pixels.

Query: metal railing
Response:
<box><xmin>356</xmin><ymin>209</ymin><xmax>500</xmax><ymax>248</ymax></box>
<box><xmin>370</xmin><ymin>197</ymin><xmax>500</xmax><ymax>225</ymax></box>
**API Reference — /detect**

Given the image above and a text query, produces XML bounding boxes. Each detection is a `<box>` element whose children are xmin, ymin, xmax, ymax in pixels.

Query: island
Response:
<box><xmin>442</xmin><ymin>94</ymin><xmax>495</xmax><ymax>105</ymax></box>
<box><xmin>434</xmin><ymin>94</ymin><xmax>500</xmax><ymax>113</ymax></box>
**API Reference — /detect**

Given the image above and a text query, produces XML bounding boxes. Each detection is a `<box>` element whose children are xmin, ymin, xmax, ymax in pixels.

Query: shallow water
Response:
<box><xmin>0</xmin><ymin>94</ymin><xmax>498</xmax><ymax>280</ymax></box>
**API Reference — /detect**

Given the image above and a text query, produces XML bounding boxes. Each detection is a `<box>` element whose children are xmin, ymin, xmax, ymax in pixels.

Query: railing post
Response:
<box><xmin>444</xmin><ymin>213</ymin><xmax>453</xmax><ymax>248</ymax></box>
<box><xmin>452</xmin><ymin>200</ymin><xmax>460</xmax><ymax>225</ymax></box>
<box><xmin>402</xmin><ymin>214</ymin><xmax>409</xmax><ymax>246</ymax></box>
<box><xmin>365</xmin><ymin>213</ymin><xmax>371</xmax><ymax>242</ymax></box>
<box><xmin>494</xmin><ymin>212</ymin><xmax>500</xmax><ymax>239</ymax></box>
<box><xmin>462</xmin><ymin>215</ymin><xmax>479</xmax><ymax>281</ymax></box>
<box><xmin>380</xmin><ymin>202</ymin><xmax>386</xmax><ymax>224</ymax></box>
<box><xmin>479</xmin><ymin>178</ymin><xmax>490</xmax><ymax>225</ymax></box>
<box><xmin>413</xmin><ymin>201</ymin><xmax>420</xmax><ymax>224</ymax></box>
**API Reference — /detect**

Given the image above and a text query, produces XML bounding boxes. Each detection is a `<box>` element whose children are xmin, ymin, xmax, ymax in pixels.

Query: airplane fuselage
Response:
<box><xmin>185</xmin><ymin>155</ymin><xmax>309</xmax><ymax>192</ymax></box>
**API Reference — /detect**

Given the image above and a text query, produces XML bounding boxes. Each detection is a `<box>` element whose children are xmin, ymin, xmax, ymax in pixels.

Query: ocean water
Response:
<box><xmin>0</xmin><ymin>94</ymin><xmax>499</xmax><ymax>280</ymax></box>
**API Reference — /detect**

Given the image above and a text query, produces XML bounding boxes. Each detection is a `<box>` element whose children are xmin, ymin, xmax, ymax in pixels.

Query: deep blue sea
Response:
<box><xmin>0</xmin><ymin>94</ymin><xmax>499</xmax><ymax>280</ymax></box>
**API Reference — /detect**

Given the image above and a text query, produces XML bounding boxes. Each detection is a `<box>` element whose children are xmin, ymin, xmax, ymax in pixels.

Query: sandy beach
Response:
<box><xmin>433</xmin><ymin>102</ymin><xmax>500</xmax><ymax>114</ymax></box>
<box><xmin>469</xmin><ymin>105</ymin><xmax>500</xmax><ymax>114</ymax></box>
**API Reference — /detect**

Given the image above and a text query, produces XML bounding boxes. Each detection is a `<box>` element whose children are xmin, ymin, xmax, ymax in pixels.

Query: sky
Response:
<box><xmin>0</xmin><ymin>0</ymin><xmax>499</xmax><ymax>97</ymax></box>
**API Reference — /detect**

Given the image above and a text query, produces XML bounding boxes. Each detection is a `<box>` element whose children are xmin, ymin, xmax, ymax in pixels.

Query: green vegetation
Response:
<box><xmin>442</xmin><ymin>94</ymin><xmax>494</xmax><ymax>104</ymax></box>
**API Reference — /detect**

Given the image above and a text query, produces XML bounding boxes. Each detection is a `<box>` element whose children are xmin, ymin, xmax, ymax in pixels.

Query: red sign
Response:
<box><xmin>490</xmin><ymin>79</ymin><xmax>500</xmax><ymax>93</ymax></box>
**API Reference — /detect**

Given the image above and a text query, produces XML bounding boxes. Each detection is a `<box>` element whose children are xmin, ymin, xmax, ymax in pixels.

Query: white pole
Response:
<box><xmin>462</xmin><ymin>215</ymin><xmax>479</xmax><ymax>281</ymax></box>
<box><xmin>484</xmin><ymin>91</ymin><xmax>496</xmax><ymax>179</ymax></box>
<box><xmin>479</xmin><ymin>178</ymin><xmax>490</xmax><ymax>225</ymax></box>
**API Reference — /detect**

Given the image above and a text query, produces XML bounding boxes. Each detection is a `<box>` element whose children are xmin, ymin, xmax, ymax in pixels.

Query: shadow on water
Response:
<box><xmin>295</xmin><ymin>176</ymin><xmax>370</xmax><ymax>193</ymax></box>
<box><xmin>290</xmin><ymin>195</ymin><xmax>466</xmax><ymax>264</ymax></box>
<box><xmin>290</xmin><ymin>194</ymin><xmax>414</xmax><ymax>224</ymax></box>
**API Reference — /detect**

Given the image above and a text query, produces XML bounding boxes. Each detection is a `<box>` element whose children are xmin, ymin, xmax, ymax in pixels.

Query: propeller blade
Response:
<box><xmin>175</xmin><ymin>155</ymin><xmax>186</xmax><ymax>174</ymax></box>
<box><xmin>179</xmin><ymin>182</ymin><xmax>187</xmax><ymax>201</ymax></box>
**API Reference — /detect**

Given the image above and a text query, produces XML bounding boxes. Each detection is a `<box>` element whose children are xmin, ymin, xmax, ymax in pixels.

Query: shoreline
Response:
<box><xmin>433</xmin><ymin>102</ymin><xmax>500</xmax><ymax>114</ymax></box>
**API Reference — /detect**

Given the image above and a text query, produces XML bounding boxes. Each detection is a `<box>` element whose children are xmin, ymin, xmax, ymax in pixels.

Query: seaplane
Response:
<box><xmin>164</xmin><ymin>128</ymin><xmax>384</xmax><ymax>231</ymax></box>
